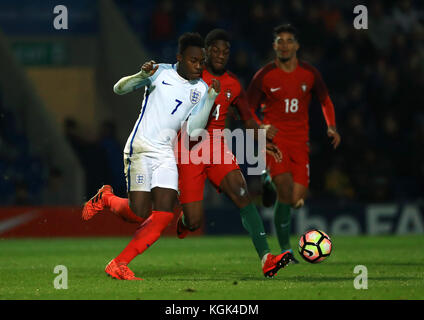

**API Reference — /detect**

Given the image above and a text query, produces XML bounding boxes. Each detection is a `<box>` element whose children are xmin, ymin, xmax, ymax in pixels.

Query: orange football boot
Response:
<box><xmin>176</xmin><ymin>211</ymin><xmax>190</xmax><ymax>239</ymax></box>
<box><xmin>105</xmin><ymin>259</ymin><xmax>143</xmax><ymax>280</ymax></box>
<box><xmin>262</xmin><ymin>250</ymin><xmax>294</xmax><ymax>278</ymax></box>
<box><xmin>82</xmin><ymin>185</ymin><xmax>113</xmax><ymax>221</ymax></box>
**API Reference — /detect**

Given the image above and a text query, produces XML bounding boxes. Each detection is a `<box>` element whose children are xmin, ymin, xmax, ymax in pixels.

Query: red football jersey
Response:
<box><xmin>202</xmin><ymin>68</ymin><xmax>252</xmax><ymax>136</ymax></box>
<box><xmin>247</xmin><ymin>60</ymin><xmax>336</xmax><ymax>143</ymax></box>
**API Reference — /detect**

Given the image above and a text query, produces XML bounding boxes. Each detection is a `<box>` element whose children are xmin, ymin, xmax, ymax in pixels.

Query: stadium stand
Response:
<box><xmin>0</xmin><ymin>90</ymin><xmax>48</xmax><ymax>205</ymax></box>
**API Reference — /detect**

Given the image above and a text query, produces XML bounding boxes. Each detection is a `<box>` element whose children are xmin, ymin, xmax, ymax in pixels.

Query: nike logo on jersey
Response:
<box><xmin>270</xmin><ymin>87</ymin><xmax>281</xmax><ymax>92</ymax></box>
<box><xmin>162</xmin><ymin>80</ymin><xmax>172</xmax><ymax>85</ymax></box>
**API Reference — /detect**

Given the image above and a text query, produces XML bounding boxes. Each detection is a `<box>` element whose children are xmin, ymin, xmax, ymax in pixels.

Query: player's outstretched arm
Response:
<box><xmin>113</xmin><ymin>60</ymin><xmax>159</xmax><ymax>95</ymax></box>
<box><xmin>187</xmin><ymin>79</ymin><xmax>221</xmax><ymax>137</ymax></box>
<box><xmin>309</xmin><ymin>65</ymin><xmax>341</xmax><ymax>149</ymax></box>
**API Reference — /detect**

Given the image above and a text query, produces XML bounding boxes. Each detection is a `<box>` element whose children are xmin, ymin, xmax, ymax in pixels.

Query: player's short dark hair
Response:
<box><xmin>273</xmin><ymin>24</ymin><xmax>298</xmax><ymax>41</ymax></box>
<box><xmin>205</xmin><ymin>29</ymin><xmax>230</xmax><ymax>48</ymax></box>
<box><xmin>178</xmin><ymin>32</ymin><xmax>204</xmax><ymax>54</ymax></box>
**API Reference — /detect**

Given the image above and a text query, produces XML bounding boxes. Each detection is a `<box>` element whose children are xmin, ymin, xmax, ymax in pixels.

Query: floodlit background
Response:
<box><xmin>0</xmin><ymin>0</ymin><xmax>423</xmax><ymax>236</ymax></box>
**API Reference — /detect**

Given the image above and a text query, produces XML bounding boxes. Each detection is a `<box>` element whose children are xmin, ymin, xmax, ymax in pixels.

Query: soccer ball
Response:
<box><xmin>298</xmin><ymin>229</ymin><xmax>332</xmax><ymax>263</ymax></box>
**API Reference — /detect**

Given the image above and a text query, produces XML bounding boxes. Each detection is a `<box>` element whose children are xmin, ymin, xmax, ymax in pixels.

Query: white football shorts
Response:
<box><xmin>124</xmin><ymin>148</ymin><xmax>179</xmax><ymax>193</ymax></box>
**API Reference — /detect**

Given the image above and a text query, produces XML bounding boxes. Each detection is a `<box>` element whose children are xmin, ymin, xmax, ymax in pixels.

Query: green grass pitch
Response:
<box><xmin>1</xmin><ymin>235</ymin><xmax>423</xmax><ymax>300</ymax></box>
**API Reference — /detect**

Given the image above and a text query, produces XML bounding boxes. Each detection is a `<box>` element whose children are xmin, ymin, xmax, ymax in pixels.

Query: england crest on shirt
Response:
<box><xmin>190</xmin><ymin>88</ymin><xmax>201</xmax><ymax>104</ymax></box>
<box><xmin>136</xmin><ymin>174</ymin><xmax>145</xmax><ymax>185</ymax></box>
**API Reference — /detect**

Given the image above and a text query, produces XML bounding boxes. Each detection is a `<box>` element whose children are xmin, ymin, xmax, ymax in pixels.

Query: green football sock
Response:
<box><xmin>181</xmin><ymin>214</ymin><xmax>188</xmax><ymax>227</ymax></box>
<box><xmin>274</xmin><ymin>202</ymin><xmax>292</xmax><ymax>251</ymax></box>
<box><xmin>239</xmin><ymin>203</ymin><xmax>270</xmax><ymax>259</ymax></box>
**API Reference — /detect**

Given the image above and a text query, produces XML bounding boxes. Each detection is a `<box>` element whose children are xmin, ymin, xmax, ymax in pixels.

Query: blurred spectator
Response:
<box><xmin>298</xmin><ymin>3</ymin><xmax>328</xmax><ymax>48</ymax></box>
<box><xmin>63</xmin><ymin>117</ymin><xmax>88</xmax><ymax>161</ymax></box>
<box><xmin>367</xmin><ymin>0</ymin><xmax>396</xmax><ymax>53</ymax></box>
<box><xmin>13</xmin><ymin>181</ymin><xmax>32</xmax><ymax>206</ymax></box>
<box><xmin>392</xmin><ymin>0</ymin><xmax>423</xmax><ymax>33</ymax></box>
<box><xmin>63</xmin><ymin>117</ymin><xmax>108</xmax><ymax>200</ymax></box>
<box><xmin>195</xmin><ymin>2</ymin><xmax>222</xmax><ymax>37</ymax></box>
<box><xmin>320</xmin><ymin>2</ymin><xmax>342</xmax><ymax>34</ymax></box>
<box><xmin>42</xmin><ymin>167</ymin><xmax>68</xmax><ymax>205</ymax></box>
<box><xmin>323</xmin><ymin>163</ymin><xmax>355</xmax><ymax>200</ymax></box>
<box><xmin>97</xmin><ymin>120</ymin><xmax>126</xmax><ymax>197</ymax></box>
<box><xmin>0</xmin><ymin>91</ymin><xmax>47</xmax><ymax>205</ymax></box>
<box><xmin>149</xmin><ymin>0</ymin><xmax>176</xmax><ymax>42</ymax></box>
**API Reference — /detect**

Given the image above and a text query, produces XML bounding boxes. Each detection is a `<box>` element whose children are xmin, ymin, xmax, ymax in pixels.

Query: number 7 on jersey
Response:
<box><xmin>171</xmin><ymin>99</ymin><xmax>183</xmax><ymax>115</ymax></box>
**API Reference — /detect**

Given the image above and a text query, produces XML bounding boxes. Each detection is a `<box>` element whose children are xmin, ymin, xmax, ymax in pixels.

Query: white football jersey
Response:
<box><xmin>124</xmin><ymin>64</ymin><xmax>209</xmax><ymax>155</ymax></box>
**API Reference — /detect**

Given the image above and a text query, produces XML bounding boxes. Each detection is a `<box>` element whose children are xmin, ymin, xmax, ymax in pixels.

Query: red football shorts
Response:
<box><xmin>267</xmin><ymin>139</ymin><xmax>310</xmax><ymax>188</ymax></box>
<box><xmin>177</xmin><ymin>137</ymin><xmax>240</xmax><ymax>204</ymax></box>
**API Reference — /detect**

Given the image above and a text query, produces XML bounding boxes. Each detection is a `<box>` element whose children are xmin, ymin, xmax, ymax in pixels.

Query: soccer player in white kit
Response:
<box><xmin>84</xmin><ymin>33</ymin><xmax>220</xmax><ymax>280</ymax></box>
